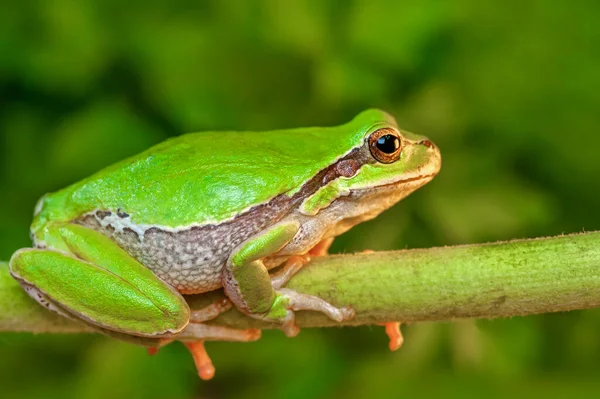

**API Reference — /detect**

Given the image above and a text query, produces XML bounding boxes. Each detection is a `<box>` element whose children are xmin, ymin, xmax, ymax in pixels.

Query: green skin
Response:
<box><xmin>9</xmin><ymin>109</ymin><xmax>441</xmax><ymax>343</ymax></box>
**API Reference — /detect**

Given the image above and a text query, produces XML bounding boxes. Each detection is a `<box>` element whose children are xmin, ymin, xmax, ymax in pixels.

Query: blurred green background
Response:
<box><xmin>1</xmin><ymin>0</ymin><xmax>600</xmax><ymax>398</ymax></box>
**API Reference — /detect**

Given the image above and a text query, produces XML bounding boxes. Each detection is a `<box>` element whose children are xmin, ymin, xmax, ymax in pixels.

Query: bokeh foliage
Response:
<box><xmin>1</xmin><ymin>0</ymin><xmax>599</xmax><ymax>398</ymax></box>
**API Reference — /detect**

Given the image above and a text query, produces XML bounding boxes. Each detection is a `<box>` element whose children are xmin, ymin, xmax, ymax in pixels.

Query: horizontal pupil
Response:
<box><xmin>376</xmin><ymin>135</ymin><xmax>400</xmax><ymax>154</ymax></box>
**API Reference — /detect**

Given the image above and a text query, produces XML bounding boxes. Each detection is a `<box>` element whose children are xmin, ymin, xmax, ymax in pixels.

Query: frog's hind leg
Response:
<box><xmin>10</xmin><ymin>223</ymin><xmax>260</xmax><ymax>381</ymax></box>
<box><xmin>9</xmin><ymin>223</ymin><xmax>190</xmax><ymax>338</ymax></box>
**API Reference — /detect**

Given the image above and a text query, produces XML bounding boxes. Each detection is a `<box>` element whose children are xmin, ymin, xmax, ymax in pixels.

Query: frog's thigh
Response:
<box><xmin>9</xmin><ymin>224</ymin><xmax>189</xmax><ymax>338</ymax></box>
<box><xmin>224</xmin><ymin>221</ymin><xmax>300</xmax><ymax>314</ymax></box>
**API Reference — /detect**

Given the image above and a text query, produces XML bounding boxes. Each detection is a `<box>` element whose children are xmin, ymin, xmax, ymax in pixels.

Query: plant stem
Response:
<box><xmin>1</xmin><ymin>232</ymin><xmax>600</xmax><ymax>338</ymax></box>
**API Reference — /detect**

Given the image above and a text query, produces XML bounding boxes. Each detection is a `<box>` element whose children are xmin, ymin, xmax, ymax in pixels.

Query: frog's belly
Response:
<box><xmin>76</xmin><ymin>213</ymin><xmax>272</xmax><ymax>294</ymax></box>
<box><xmin>125</xmin><ymin>226</ymin><xmax>227</xmax><ymax>293</ymax></box>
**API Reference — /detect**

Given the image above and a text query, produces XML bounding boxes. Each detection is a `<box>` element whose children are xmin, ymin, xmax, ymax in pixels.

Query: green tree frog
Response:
<box><xmin>9</xmin><ymin>109</ymin><xmax>441</xmax><ymax>379</ymax></box>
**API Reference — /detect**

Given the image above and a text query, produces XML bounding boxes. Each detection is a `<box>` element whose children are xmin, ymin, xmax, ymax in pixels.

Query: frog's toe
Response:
<box><xmin>184</xmin><ymin>341</ymin><xmax>215</xmax><ymax>380</ymax></box>
<box><xmin>281</xmin><ymin>310</ymin><xmax>301</xmax><ymax>337</ymax></box>
<box><xmin>182</xmin><ymin>329</ymin><xmax>261</xmax><ymax>380</ymax></box>
<box><xmin>146</xmin><ymin>324</ymin><xmax>260</xmax><ymax>380</ymax></box>
<box><xmin>279</xmin><ymin>288</ymin><xmax>355</xmax><ymax>322</ymax></box>
<box><xmin>383</xmin><ymin>322</ymin><xmax>404</xmax><ymax>351</ymax></box>
<box><xmin>338</xmin><ymin>306</ymin><xmax>356</xmax><ymax>321</ymax></box>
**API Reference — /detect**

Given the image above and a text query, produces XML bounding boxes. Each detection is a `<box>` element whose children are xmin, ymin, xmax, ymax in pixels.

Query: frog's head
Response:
<box><xmin>299</xmin><ymin>109</ymin><xmax>441</xmax><ymax>223</ymax></box>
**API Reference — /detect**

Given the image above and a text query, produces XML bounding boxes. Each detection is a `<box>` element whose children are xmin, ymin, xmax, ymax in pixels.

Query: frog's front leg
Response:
<box><xmin>223</xmin><ymin>222</ymin><xmax>354</xmax><ymax>336</ymax></box>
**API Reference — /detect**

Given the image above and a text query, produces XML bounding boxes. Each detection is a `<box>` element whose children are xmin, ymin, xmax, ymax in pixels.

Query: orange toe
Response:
<box><xmin>184</xmin><ymin>341</ymin><xmax>215</xmax><ymax>380</ymax></box>
<box><xmin>384</xmin><ymin>322</ymin><xmax>404</xmax><ymax>351</ymax></box>
<box><xmin>147</xmin><ymin>347</ymin><xmax>159</xmax><ymax>356</ymax></box>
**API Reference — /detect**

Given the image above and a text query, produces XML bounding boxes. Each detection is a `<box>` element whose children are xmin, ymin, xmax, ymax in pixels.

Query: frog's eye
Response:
<box><xmin>368</xmin><ymin>128</ymin><xmax>402</xmax><ymax>164</ymax></box>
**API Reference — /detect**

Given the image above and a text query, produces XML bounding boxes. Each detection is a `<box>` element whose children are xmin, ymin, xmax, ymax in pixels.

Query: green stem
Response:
<box><xmin>1</xmin><ymin>232</ymin><xmax>600</xmax><ymax>336</ymax></box>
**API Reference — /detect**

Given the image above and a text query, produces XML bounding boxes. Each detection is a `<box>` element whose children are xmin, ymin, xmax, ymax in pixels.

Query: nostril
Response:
<box><xmin>419</xmin><ymin>139</ymin><xmax>434</xmax><ymax>148</ymax></box>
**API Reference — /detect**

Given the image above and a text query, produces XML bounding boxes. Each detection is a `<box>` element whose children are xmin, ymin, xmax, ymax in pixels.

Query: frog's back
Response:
<box><xmin>34</xmin><ymin>111</ymin><xmax>385</xmax><ymax>230</ymax></box>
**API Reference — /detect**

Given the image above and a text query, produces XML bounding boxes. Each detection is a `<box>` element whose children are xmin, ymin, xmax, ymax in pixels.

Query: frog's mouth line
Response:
<box><xmin>346</xmin><ymin>173</ymin><xmax>437</xmax><ymax>196</ymax></box>
<box><xmin>373</xmin><ymin>173</ymin><xmax>437</xmax><ymax>190</ymax></box>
